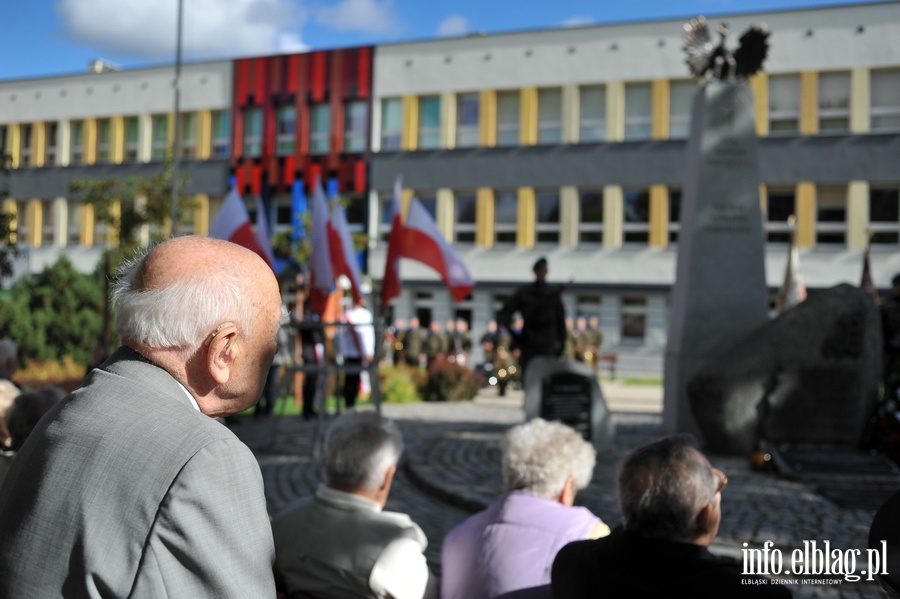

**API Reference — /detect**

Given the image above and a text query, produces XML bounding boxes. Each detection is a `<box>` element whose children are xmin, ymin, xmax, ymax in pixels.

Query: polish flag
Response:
<box><xmin>327</xmin><ymin>198</ymin><xmax>364</xmax><ymax>305</ymax></box>
<box><xmin>381</xmin><ymin>176</ymin><xmax>405</xmax><ymax>307</ymax></box>
<box><xmin>308</xmin><ymin>179</ymin><xmax>335</xmax><ymax>314</ymax></box>
<box><xmin>209</xmin><ymin>188</ymin><xmax>276</xmax><ymax>272</ymax></box>
<box><xmin>405</xmin><ymin>196</ymin><xmax>475</xmax><ymax>302</ymax></box>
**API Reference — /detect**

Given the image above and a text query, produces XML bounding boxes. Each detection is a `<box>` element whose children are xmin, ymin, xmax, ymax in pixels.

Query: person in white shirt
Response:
<box><xmin>338</xmin><ymin>299</ymin><xmax>375</xmax><ymax>411</ymax></box>
<box><xmin>272</xmin><ymin>412</ymin><xmax>438</xmax><ymax>599</ymax></box>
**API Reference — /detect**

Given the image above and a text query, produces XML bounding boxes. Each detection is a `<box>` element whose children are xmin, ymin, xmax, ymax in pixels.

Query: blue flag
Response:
<box><xmin>292</xmin><ymin>178</ymin><xmax>307</xmax><ymax>240</ymax></box>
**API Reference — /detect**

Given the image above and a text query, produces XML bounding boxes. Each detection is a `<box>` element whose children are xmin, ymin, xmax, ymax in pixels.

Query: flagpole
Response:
<box><xmin>169</xmin><ymin>0</ymin><xmax>184</xmax><ymax>237</ymax></box>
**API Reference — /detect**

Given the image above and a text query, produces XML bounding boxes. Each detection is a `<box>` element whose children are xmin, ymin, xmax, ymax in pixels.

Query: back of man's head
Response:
<box><xmin>324</xmin><ymin>412</ymin><xmax>403</xmax><ymax>493</ymax></box>
<box><xmin>617</xmin><ymin>434</ymin><xmax>718</xmax><ymax>543</ymax></box>
<box><xmin>5</xmin><ymin>386</ymin><xmax>65</xmax><ymax>451</ymax></box>
<box><xmin>503</xmin><ymin>418</ymin><xmax>595</xmax><ymax>500</ymax></box>
<box><xmin>0</xmin><ymin>339</ymin><xmax>18</xmax><ymax>378</ymax></box>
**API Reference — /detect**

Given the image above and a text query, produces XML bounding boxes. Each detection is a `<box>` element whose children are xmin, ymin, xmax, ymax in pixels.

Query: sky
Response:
<box><xmin>1</xmin><ymin>0</ymin><xmax>889</xmax><ymax>82</ymax></box>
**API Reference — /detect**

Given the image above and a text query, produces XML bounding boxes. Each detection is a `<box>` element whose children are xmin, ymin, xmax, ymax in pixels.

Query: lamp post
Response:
<box><xmin>169</xmin><ymin>0</ymin><xmax>184</xmax><ymax>236</ymax></box>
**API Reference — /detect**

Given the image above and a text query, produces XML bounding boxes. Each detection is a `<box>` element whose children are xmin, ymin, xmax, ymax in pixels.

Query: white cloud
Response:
<box><xmin>436</xmin><ymin>15</ymin><xmax>468</xmax><ymax>38</ymax></box>
<box><xmin>56</xmin><ymin>0</ymin><xmax>308</xmax><ymax>61</ymax></box>
<box><xmin>561</xmin><ymin>16</ymin><xmax>595</xmax><ymax>28</ymax></box>
<box><xmin>315</xmin><ymin>0</ymin><xmax>400</xmax><ymax>36</ymax></box>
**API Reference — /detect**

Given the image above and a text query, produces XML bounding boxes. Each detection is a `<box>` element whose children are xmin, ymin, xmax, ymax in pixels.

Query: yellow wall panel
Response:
<box><xmin>520</xmin><ymin>88</ymin><xmax>538</xmax><ymax>146</ymax></box>
<box><xmin>27</xmin><ymin>199</ymin><xmax>42</xmax><ymax>247</ymax></box>
<box><xmin>193</xmin><ymin>194</ymin><xmax>210</xmax><ymax>236</ymax></box>
<box><xmin>560</xmin><ymin>186</ymin><xmax>579</xmax><ymax>248</ymax></box>
<box><xmin>197</xmin><ymin>110</ymin><xmax>212</xmax><ymax>160</ymax></box>
<box><xmin>436</xmin><ymin>188</ymin><xmax>454</xmax><ymax>240</ymax></box>
<box><xmin>846</xmin><ymin>181</ymin><xmax>869</xmax><ymax>250</ymax></box>
<box><xmin>607</xmin><ymin>82</ymin><xmax>625</xmax><ymax>142</ymax></box>
<box><xmin>402</xmin><ymin>95</ymin><xmax>418</xmax><ymax>150</ymax></box>
<box><xmin>33</xmin><ymin>123</ymin><xmax>47</xmax><ymax>168</ymax></box>
<box><xmin>603</xmin><ymin>185</ymin><xmax>623</xmax><ymax>248</ymax></box>
<box><xmin>751</xmin><ymin>73</ymin><xmax>769</xmax><ymax>136</ymax></box>
<box><xmin>648</xmin><ymin>185</ymin><xmax>669</xmax><ymax>247</ymax></box>
<box><xmin>476</xmin><ymin>188</ymin><xmax>494</xmax><ymax>248</ymax></box>
<box><xmin>8</xmin><ymin>125</ymin><xmax>21</xmax><ymax>168</ymax></box>
<box><xmin>3</xmin><ymin>200</ymin><xmax>17</xmax><ymax>244</ymax></box>
<box><xmin>84</xmin><ymin>118</ymin><xmax>98</xmax><ymax>164</ymax></box>
<box><xmin>480</xmin><ymin>90</ymin><xmax>496</xmax><ymax>147</ymax></box>
<box><xmin>111</xmin><ymin>116</ymin><xmax>125</xmax><ymax>164</ymax></box>
<box><xmin>441</xmin><ymin>92</ymin><xmax>455</xmax><ymax>149</ymax></box>
<box><xmin>800</xmin><ymin>71</ymin><xmax>818</xmax><ymax>136</ymax></box>
<box><xmin>108</xmin><ymin>200</ymin><xmax>121</xmax><ymax>246</ymax></box>
<box><xmin>517</xmin><ymin>187</ymin><xmax>535</xmax><ymax>248</ymax></box>
<box><xmin>795</xmin><ymin>182</ymin><xmax>816</xmax><ymax>248</ymax></box>
<box><xmin>651</xmin><ymin>79</ymin><xmax>670</xmax><ymax>140</ymax></box>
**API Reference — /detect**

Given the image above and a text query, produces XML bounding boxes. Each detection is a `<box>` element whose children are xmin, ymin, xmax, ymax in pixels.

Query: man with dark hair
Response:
<box><xmin>552</xmin><ymin>435</ymin><xmax>791</xmax><ymax>598</ymax></box>
<box><xmin>881</xmin><ymin>273</ymin><xmax>900</xmax><ymax>391</ymax></box>
<box><xmin>496</xmin><ymin>257</ymin><xmax>567</xmax><ymax>382</ymax></box>
<box><xmin>272</xmin><ymin>412</ymin><xmax>438</xmax><ymax>599</ymax></box>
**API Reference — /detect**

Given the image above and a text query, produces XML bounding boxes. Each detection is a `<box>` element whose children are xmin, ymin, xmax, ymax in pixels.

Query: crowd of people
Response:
<box><xmin>1</xmin><ymin>238</ymin><xmax>898</xmax><ymax>598</ymax></box>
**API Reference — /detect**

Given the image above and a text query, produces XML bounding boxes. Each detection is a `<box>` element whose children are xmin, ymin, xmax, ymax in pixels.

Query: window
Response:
<box><xmin>623</xmin><ymin>189</ymin><xmax>650</xmax><ymax>243</ymax></box>
<box><xmin>819</xmin><ymin>72</ymin><xmax>850</xmax><ymax>133</ymax></box>
<box><xmin>454</xmin><ymin>192</ymin><xmax>476</xmax><ymax>243</ymax></box>
<box><xmin>620</xmin><ymin>296</ymin><xmax>647</xmax><ymax>342</ymax></box>
<box><xmin>70</xmin><ymin>120</ymin><xmax>85</xmax><ymax>164</ymax></box>
<box><xmin>579</xmin><ymin>85</ymin><xmax>605</xmax><ymax>142</ymax></box>
<box><xmin>870</xmin><ymin>187</ymin><xmax>900</xmax><ymax>245</ymax></box>
<box><xmin>343</xmin><ymin>100</ymin><xmax>367</xmax><ymax>153</ymax></box>
<box><xmin>211</xmin><ymin>110</ymin><xmax>231</xmax><ymax>157</ymax></box>
<box><xmin>180</xmin><ymin>113</ymin><xmax>197</xmax><ymax>158</ymax></box>
<box><xmin>456</xmin><ymin>93</ymin><xmax>479</xmax><ymax>148</ymax></box>
<box><xmin>535</xmin><ymin>190</ymin><xmax>560</xmax><ymax>244</ymax></box>
<box><xmin>276</xmin><ymin>106</ymin><xmax>296</xmax><ymax>156</ymax></box>
<box><xmin>537</xmin><ymin>88</ymin><xmax>562</xmax><ymax>144</ymax></box>
<box><xmin>379</xmin><ymin>193</ymin><xmax>396</xmax><ymax>242</ymax></box>
<box><xmin>19</xmin><ymin>124</ymin><xmax>32</xmax><ymax>166</ymax></box>
<box><xmin>816</xmin><ymin>186</ymin><xmax>846</xmax><ymax>246</ymax></box>
<box><xmin>766</xmin><ymin>188</ymin><xmax>796</xmax><ymax>243</ymax></box>
<box><xmin>871</xmin><ymin>70</ymin><xmax>900</xmax><ymax>132</ymax></box>
<box><xmin>669</xmin><ymin>81</ymin><xmax>695</xmax><ymax>139</ymax></box>
<box><xmin>309</xmin><ymin>104</ymin><xmax>331</xmax><ymax>154</ymax></box>
<box><xmin>45</xmin><ymin>122</ymin><xmax>58</xmax><ymax>165</ymax></box>
<box><xmin>496</xmin><ymin>91</ymin><xmax>520</xmax><ymax>146</ymax></box>
<box><xmin>0</xmin><ymin>125</ymin><xmax>7</xmax><ymax>155</ymax></box>
<box><xmin>578</xmin><ymin>189</ymin><xmax>603</xmax><ymax>245</ymax></box>
<box><xmin>41</xmin><ymin>201</ymin><xmax>54</xmax><ymax>245</ymax></box>
<box><xmin>669</xmin><ymin>189</ymin><xmax>682</xmax><ymax>244</ymax></box>
<box><xmin>417</xmin><ymin>96</ymin><xmax>440</xmax><ymax>149</ymax></box>
<box><xmin>243</xmin><ymin>107</ymin><xmax>263</xmax><ymax>158</ymax></box>
<box><xmin>151</xmin><ymin>115</ymin><xmax>168</xmax><ymax>160</ymax></box>
<box><xmin>124</xmin><ymin>117</ymin><xmax>139</xmax><ymax>162</ymax></box>
<box><xmin>769</xmin><ymin>74</ymin><xmax>800</xmax><ymax>135</ymax></box>
<box><xmin>96</xmin><ymin>119</ymin><xmax>111</xmax><ymax>163</ymax></box>
<box><xmin>624</xmin><ymin>83</ymin><xmax>652</xmax><ymax>140</ymax></box>
<box><xmin>380</xmin><ymin>98</ymin><xmax>402</xmax><ymax>150</ymax></box>
<box><xmin>494</xmin><ymin>190</ymin><xmax>518</xmax><ymax>244</ymax></box>
<box><xmin>13</xmin><ymin>201</ymin><xmax>28</xmax><ymax>243</ymax></box>
<box><xmin>344</xmin><ymin>194</ymin><xmax>366</xmax><ymax>235</ymax></box>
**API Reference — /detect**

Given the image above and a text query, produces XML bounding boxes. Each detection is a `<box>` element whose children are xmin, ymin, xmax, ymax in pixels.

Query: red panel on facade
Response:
<box><xmin>354</xmin><ymin>160</ymin><xmax>367</xmax><ymax>194</ymax></box>
<box><xmin>357</xmin><ymin>47</ymin><xmax>372</xmax><ymax>100</ymax></box>
<box><xmin>310</xmin><ymin>52</ymin><xmax>326</xmax><ymax>103</ymax></box>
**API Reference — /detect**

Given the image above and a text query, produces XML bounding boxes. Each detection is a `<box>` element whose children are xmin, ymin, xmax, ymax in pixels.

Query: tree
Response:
<box><xmin>69</xmin><ymin>156</ymin><xmax>197</xmax><ymax>258</ymax></box>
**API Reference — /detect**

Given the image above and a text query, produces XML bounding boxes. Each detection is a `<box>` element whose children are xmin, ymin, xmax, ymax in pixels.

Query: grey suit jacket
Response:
<box><xmin>0</xmin><ymin>347</ymin><xmax>276</xmax><ymax>598</ymax></box>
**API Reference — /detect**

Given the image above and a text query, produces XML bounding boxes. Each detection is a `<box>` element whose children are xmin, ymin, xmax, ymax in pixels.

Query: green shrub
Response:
<box><xmin>379</xmin><ymin>365</ymin><xmax>424</xmax><ymax>404</ymax></box>
<box><xmin>425</xmin><ymin>358</ymin><xmax>485</xmax><ymax>402</ymax></box>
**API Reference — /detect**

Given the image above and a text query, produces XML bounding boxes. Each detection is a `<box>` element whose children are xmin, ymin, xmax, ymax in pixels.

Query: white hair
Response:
<box><xmin>324</xmin><ymin>412</ymin><xmax>404</xmax><ymax>492</ymax></box>
<box><xmin>112</xmin><ymin>251</ymin><xmax>252</xmax><ymax>349</ymax></box>
<box><xmin>502</xmin><ymin>418</ymin><xmax>597</xmax><ymax>500</ymax></box>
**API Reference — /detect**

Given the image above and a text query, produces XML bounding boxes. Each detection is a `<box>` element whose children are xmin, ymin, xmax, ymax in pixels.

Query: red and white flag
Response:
<box><xmin>774</xmin><ymin>219</ymin><xmax>806</xmax><ymax>314</ymax></box>
<box><xmin>209</xmin><ymin>188</ymin><xmax>275</xmax><ymax>272</ymax></box>
<box><xmin>381</xmin><ymin>176</ymin><xmax>405</xmax><ymax>307</ymax></box>
<box><xmin>328</xmin><ymin>197</ymin><xmax>364</xmax><ymax>305</ymax></box>
<box><xmin>308</xmin><ymin>178</ymin><xmax>334</xmax><ymax>313</ymax></box>
<box><xmin>405</xmin><ymin>196</ymin><xmax>475</xmax><ymax>302</ymax></box>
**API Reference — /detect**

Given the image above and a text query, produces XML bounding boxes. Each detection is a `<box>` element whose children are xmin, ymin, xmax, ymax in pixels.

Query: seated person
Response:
<box><xmin>552</xmin><ymin>434</ymin><xmax>791</xmax><ymax>598</ymax></box>
<box><xmin>272</xmin><ymin>412</ymin><xmax>437</xmax><ymax>599</ymax></box>
<box><xmin>441</xmin><ymin>418</ymin><xmax>609</xmax><ymax>599</ymax></box>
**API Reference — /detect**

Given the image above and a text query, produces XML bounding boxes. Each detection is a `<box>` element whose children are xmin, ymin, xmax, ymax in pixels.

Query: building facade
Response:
<box><xmin>1</xmin><ymin>3</ymin><xmax>898</xmax><ymax>375</ymax></box>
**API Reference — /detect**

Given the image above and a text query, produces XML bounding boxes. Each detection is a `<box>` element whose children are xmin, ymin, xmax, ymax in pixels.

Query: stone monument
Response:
<box><xmin>523</xmin><ymin>357</ymin><xmax>613</xmax><ymax>453</ymax></box>
<box><xmin>664</xmin><ymin>19</ymin><xmax>772</xmax><ymax>435</ymax></box>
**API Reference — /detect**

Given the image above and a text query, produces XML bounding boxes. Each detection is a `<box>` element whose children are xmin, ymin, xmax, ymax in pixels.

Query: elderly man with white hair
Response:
<box><xmin>273</xmin><ymin>411</ymin><xmax>438</xmax><ymax>599</ymax></box>
<box><xmin>441</xmin><ymin>418</ymin><xmax>609</xmax><ymax>599</ymax></box>
<box><xmin>552</xmin><ymin>434</ymin><xmax>790</xmax><ymax>598</ymax></box>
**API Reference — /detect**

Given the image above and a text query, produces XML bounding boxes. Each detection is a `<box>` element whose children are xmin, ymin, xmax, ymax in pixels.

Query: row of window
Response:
<box><xmin>241</xmin><ymin>100</ymin><xmax>368</xmax><ymax>158</ymax></box>
<box><xmin>380</xmin><ymin>69</ymin><xmax>900</xmax><ymax>149</ymax></box>
<box><xmin>1</xmin><ymin>111</ymin><xmax>231</xmax><ymax>167</ymax></box>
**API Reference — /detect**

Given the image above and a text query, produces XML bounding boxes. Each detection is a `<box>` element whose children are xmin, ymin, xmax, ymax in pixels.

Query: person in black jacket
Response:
<box><xmin>496</xmin><ymin>257</ymin><xmax>566</xmax><ymax>383</ymax></box>
<box><xmin>552</xmin><ymin>434</ymin><xmax>792</xmax><ymax>598</ymax></box>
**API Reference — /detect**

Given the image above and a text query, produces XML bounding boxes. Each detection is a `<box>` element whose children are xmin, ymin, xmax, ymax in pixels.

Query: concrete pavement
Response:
<box><xmin>230</xmin><ymin>381</ymin><xmax>890</xmax><ymax>599</ymax></box>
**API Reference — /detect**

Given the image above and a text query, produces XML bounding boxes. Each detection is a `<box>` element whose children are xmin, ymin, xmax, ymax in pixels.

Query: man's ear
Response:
<box><xmin>695</xmin><ymin>501</ymin><xmax>715</xmax><ymax>535</ymax></box>
<box><xmin>381</xmin><ymin>464</ymin><xmax>397</xmax><ymax>492</ymax></box>
<box><xmin>205</xmin><ymin>325</ymin><xmax>239</xmax><ymax>385</ymax></box>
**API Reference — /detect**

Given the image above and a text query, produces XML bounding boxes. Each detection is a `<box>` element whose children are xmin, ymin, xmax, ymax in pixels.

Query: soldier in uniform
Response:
<box><xmin>496</xmin><ymin>257</ymin><xmax>567</xmax><ymax>382</ymax></box>
<box><xmin>583</xmin><ymin>315</ymin><xmax>604</xmax><ymax>371</ymax></box>
<box><xmin>389</xmin><ymin>318</ymin><xmax>407</xmax><ymax>366</ymax></box>
<box><xmin>426</xmin><ymin>320</ymin><xmax>449</xmax><ymax>366</ymax></box>
<box><xmin>480</xmin><ymin>320</ymin><xmax>499</xmax><ymax>366</ymax></box>
<box><xmin>404</xmin><ymin>317</ymin><xmax>429</xmax><ymax>368</ymax></box>
<box><xmin>563</xmin><ymin>317</ymin><xmax>577</xmax><ymax>362</ymax></box>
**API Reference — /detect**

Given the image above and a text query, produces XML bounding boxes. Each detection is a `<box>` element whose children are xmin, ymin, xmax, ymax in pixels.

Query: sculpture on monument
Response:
<box><xmin>662</xmin><ymin>18</ymin><xmax>771</xmax><ymax>437</ymax></box>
